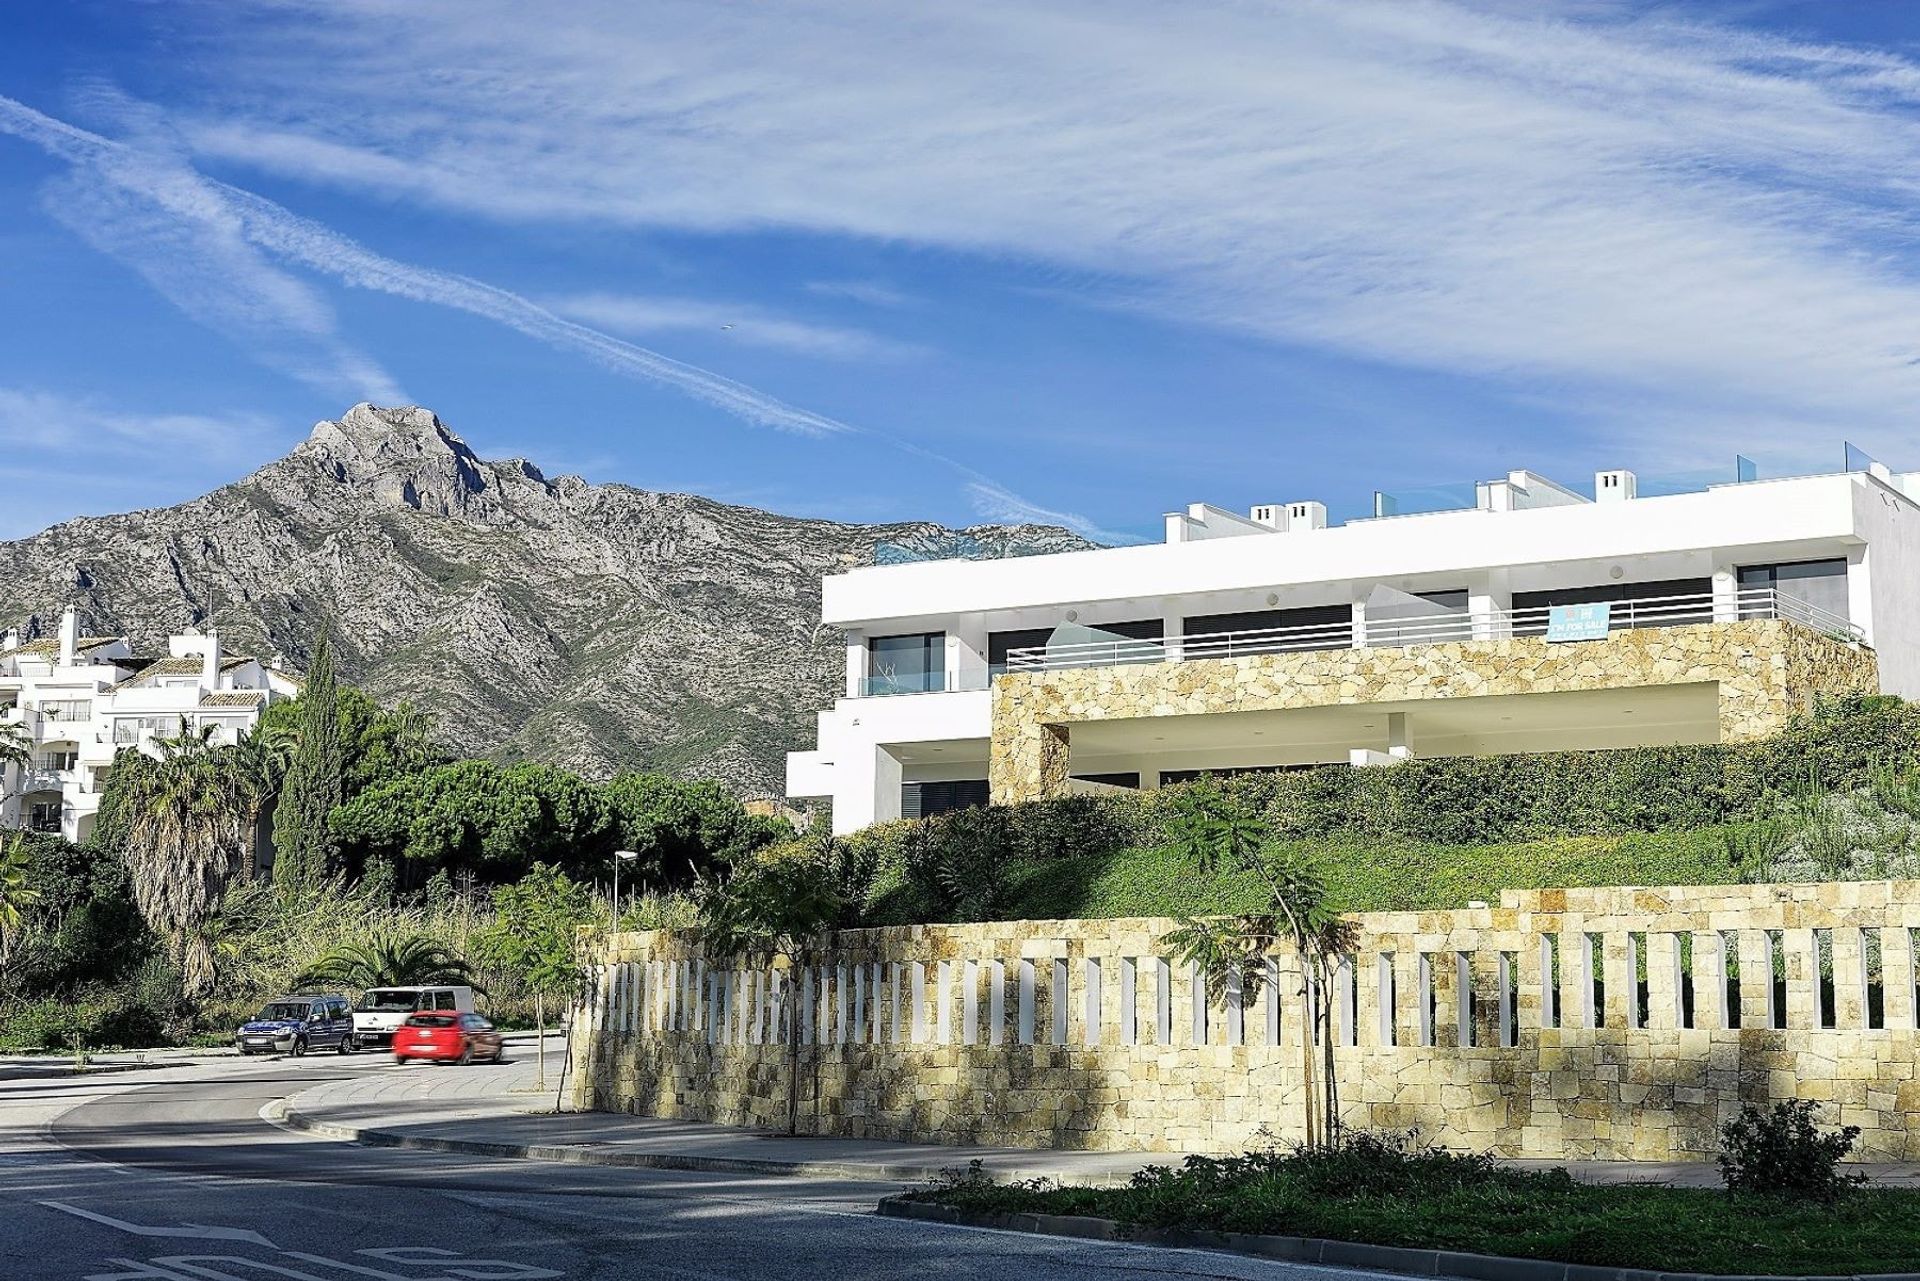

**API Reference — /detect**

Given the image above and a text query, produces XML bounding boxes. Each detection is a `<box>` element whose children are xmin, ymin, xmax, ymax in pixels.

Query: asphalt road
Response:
<box><xmin>0</xmin><ymin>1055</ymin><xmax>1388</xmax><ymax>1281</ymax></box>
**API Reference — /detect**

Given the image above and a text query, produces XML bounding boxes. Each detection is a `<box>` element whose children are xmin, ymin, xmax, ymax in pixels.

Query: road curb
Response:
<box><xmin>875</xmin><ymin>1194</ymin><xmax>1920</xmax><ymax>1281</ymax></box>
<box><xmin>268</xmin><ymin>1099</ymin><xmax>1135</xmax><ymax>1186</ymax></box>
<box><xmin>0</xmin><ymin>1060</ymin><xmax>197</xmax><ymax>1082</ymax></box>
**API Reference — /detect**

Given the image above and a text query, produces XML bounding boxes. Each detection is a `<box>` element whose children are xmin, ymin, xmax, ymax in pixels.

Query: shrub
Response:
<box><xmin>1718</xmin><ymin>1101</ymin><xmax>1864</xmax><ymax>1202</ymax></box>
<box><xmin>0</xmin><ymin>988</ymin><xmax>171</xmax><ymax>1051</ymax></box>
<box><xmin>849</xmin><ymin>697</ymin><xmax>1920</xmax><ymax>909</ymax></box>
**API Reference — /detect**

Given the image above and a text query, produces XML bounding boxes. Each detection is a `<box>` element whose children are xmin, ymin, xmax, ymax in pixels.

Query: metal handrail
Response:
<box><xmin>1003</xmin><ymin>587</ymin><xmax>1862</xmax><ymax>673</ymax></box>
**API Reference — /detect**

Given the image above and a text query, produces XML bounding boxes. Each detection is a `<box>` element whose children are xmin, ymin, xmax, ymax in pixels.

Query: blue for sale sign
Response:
<box><xmin>1546</xmin><ymin>602</ymin><xmax>1612</xmax><ymax>642</ymax></box>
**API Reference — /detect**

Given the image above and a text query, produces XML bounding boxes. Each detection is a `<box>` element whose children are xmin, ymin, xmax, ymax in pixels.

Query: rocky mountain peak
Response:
<box><xmin>0</xmin><ymin>403</ymin><xmax>1094</xmax><ymax>797</ymax></box>
<box><xmin>300</xmin><ymin>403</ymin><xmax>508</xmax><ymax>518</ymax></box>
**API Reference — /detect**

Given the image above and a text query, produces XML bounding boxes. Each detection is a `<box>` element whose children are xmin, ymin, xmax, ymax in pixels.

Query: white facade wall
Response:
<box><xmin>1</xmin><ymin>617</ymin><xmax>292</xmax><ymax>843</ymax></box>
<box><xmin>793</xmin><ymin>469</ymin><xmax>1920</xmax><ymax>835</ymax></box>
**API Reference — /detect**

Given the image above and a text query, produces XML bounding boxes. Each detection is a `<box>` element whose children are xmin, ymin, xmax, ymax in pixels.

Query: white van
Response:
<box><xmin>353</xmin><ymin>985</ymin><xmax>477</xmax><ymax>1047</ymax></box>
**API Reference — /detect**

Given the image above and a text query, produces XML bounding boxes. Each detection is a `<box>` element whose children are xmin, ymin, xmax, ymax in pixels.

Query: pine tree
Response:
<box><xmin>272</xmin><ymin>634</ymin><xmax>344</xmax><ymax>889</ymax></box>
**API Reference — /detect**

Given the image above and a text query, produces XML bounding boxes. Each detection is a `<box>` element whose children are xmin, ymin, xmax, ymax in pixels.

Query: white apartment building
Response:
<box><xmin>789</xmin><ymin>460</ymin><xmax>1920</xmax><ymax>834</ymax></box>
<box><xmin>0</xmin><ymin>606</ymin><xmax>299</xmax><ymax>842</ymax></box>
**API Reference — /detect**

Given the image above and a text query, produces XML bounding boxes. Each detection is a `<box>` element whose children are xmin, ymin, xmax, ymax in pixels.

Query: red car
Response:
<box><xmin>392</xmin><ymin>1012</ymin><xmax>506</xmax><ymax>1065</ymax></box>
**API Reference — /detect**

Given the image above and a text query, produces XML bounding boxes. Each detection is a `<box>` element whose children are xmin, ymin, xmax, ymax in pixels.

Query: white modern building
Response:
<box><xmin>0</xmin><ymin>606</ymin><xmax>299</xmax><ymax>842</ymax></box>
<box><xmin>789</xmin><ymin>460</ymin><xmax>1920</xmax><ymax>834</ymax></box>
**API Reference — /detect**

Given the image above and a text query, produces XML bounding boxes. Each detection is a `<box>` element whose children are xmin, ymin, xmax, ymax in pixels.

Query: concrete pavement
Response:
<box><xmin>0</xmin><ymin>1048</ymin><xmax>1373</xmax><ymax>1281</ymax></box>
<box><xmin>269</xmin><ymin>1037</ymin><xmax>1920</xmax><ymax>1191</ymax></box>
<box><xmin>274</xmin><ymin>1042</ymin><xmax>1161</xmax><ymax>1186</ymax></box>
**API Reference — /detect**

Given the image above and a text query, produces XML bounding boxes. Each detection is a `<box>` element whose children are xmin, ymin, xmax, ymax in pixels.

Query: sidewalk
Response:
<box><xmin>272</xmin><ymin>1041</ymin><xmax>1920</xmax><ymax>1190</ymax></box>
<box><xmin>273</xmin><ymin>1043</ymin><xmax>1158</xmax><ymax>1187</ymax></box>
<box><xmin>0</xmin><ymin>1043</ymin><xmax>232</xmax><ymax>1081</ymax></box>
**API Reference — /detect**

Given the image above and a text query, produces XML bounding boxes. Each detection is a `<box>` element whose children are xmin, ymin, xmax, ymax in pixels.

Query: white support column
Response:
<box><xmin>844</xmin><ymin>632</ymin><xmax>866</xmax><ymax>699</ymax></box>
<box><xmin>1161</xmin><ymin>611</ymin><xmax>1184</xmax><ymax>663</ymax></box>
<box><xmin>1711</xmin><ymin>566</ymin><xmax>1740</xmax><ymax>624</ymax></box>
<box><xmin>947</xmin><ymin>619</ymin><xmax>986</xmax><ymax>693</ymax></box>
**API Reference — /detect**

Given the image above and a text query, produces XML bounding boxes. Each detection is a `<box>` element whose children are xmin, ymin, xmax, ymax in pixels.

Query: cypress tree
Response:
<box><xmin>273</xmin><ymin>634</ymin><xmax>344</xmax><ymax>889</ymax></box>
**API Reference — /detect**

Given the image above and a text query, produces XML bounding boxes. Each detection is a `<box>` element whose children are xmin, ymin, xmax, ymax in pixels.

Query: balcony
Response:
<box><xmin>17</xmin><ymin>768</ymin><xmax>66</xmax><ymax>795</ymax></box>
<box><xmin>1004</xmin><ymin>588</ymin><xmax>1860</xmax><ymax>674</ymax></box>
<box><xmin>858</xmin><ymin>669</ymin><xmax>991</xmax><ymax>698</ymax></box>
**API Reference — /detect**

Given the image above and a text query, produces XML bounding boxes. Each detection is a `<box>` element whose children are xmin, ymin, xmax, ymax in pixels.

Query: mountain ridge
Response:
<box><xmin>0</xmin><ymin>403</ymin><xmax>1091</xmax><ymax>797</ymax></box>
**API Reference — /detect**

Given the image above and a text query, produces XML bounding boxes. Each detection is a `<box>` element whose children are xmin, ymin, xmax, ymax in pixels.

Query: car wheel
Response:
<box><xmin>393</xmin><ymin>1055</ymin><xmax>407</xmax><ymax>1066</ymax></box>
<box><xmin>456</xmin><ymin>1044</ymin><xmax>473</xmax><ymax>1066</ymax></box>
<box><xmin>289</xmin><ymin>1037</ymin><xmax>306</xmax><ymax>1058</ymax></box>
<box><xmin>336</xmin><ymin>1034</ymin><xmax>353</xmax><ymax>1055</ymax></box>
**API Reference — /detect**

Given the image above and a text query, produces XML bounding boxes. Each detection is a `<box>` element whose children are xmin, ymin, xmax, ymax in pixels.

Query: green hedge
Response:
<box><xmin>841</xmin><ymin>696</ymin><xmax>1918</xmax><ymax>924</ymax></box>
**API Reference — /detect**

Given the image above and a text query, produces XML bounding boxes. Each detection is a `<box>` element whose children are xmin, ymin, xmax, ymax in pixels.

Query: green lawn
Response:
<box><xmin>868</xmin><ymin>825</ymin><xmax>1750</xmax><ymax>924</ymax></box>
<box><xmin>912</xmin><ymin>1146</ymin><xmax>1920</xmax><ymax>1276</ymax></box>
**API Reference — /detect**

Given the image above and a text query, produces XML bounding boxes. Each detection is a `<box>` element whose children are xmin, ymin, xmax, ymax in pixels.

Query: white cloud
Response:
<box><xmin>7</xmin><ymin>95</ymin><xmax>404</xmax><ymax>403</ymax></box>
<box><xmin>174</xmin><ymin>0</ymin><xmax>1920</xmax><ymax>463</ymax></box>
<box><xmin>0</xmin><ymin>94</ymin><xmax>851</xmax><ymax>438</ymax></box>
<box><xmin>551</xmin><ymin>293</ymin><xmax>923</xmax><ymax>361</ymax></box>
<box><xmin>805</xmin><ymin>280</ymin><xmax>913</xmax><ymax>308</ymax></box>
<box><xmin>0</xmin><ymin>387</ymin><xmax>284</xmax><ymax>536</ymax></box>
<box><xmin>0</xmin><ymin>94</ymin><xmax>1107</xmax><ymax>541</ymax></box>
<box><xmin>965</xmin><ymin>481</ymin><xmax>1135</xmax><ymax>546</ymax></box>
<box><xmin>0</xmin><ymin>386</ymin><xmax>276</xmax><ymax>458</ymax></box>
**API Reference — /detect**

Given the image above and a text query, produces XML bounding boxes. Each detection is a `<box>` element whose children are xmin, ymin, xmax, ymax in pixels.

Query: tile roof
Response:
<box><xmin>2</xmin><ymin>636</ymin><xmax>123</xmax><ymax>660</ymax></box>
<box><xmin>201</xmin><ymin>690</ymin><xmax>269</xmax><ymax>708</ymax></box>
<box><xmin>115</xmin><ymin>654</ymin><xmax>259</xmax><ymax>688</ymax></box>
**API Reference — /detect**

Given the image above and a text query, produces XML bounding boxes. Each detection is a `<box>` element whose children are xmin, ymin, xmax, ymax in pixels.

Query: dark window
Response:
<box><xmin>1095</xmin><ymin>619</ymin><xmax>1166</xmax><ymax>642</ymax></box>
<box><xmin>1737</xmin><ymin>559</ymin><xmax>1848</xmax><ymax>624</ymax></box>
<box><xmin>1365</xmin><ymin>589</ymin><xmax>1470</xmax><ymax>646</ymax></box>
<box><xmin>867</xmin><ymin>632</ymin><xmax>946</xmax><ymax>695</ymax></box>
<box><xmin>992</xmin><ymin>620</ymin><xmax>1163</xmax><ymax>673</ymax></box>
<box><xmin>1071</xmin><ymin>772</ymin><xmax>1141</xmax><ymax>789</ymax></box>
<box><xmin>989</xmin><ymin>628</ymin><xmax>1054</xmax><ymax>676</ymax></box>
<box><xmin>901</xmin><ymin>779</ymin><xmax>989</xmax><ymax>820</ymax></box>
<box><xmin>1511</xmin><ymin>578</ymin><xmax>1711</xmax><ymax>634</ymax></box>
<box><xmin>1183</xmin><ymin>605</ymin><xmax>1352</xmax><ymax>655</ymax></box>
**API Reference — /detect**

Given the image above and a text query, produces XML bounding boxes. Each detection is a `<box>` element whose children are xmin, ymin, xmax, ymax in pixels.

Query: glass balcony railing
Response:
<box><xmin>857</xmin><ymin>669</ymin><xmax>991</xmax><ymax>697</ymax></box>
<box><xmin>1369</xmin><ymin>482</ymin><xmax>1480</xmax><ymax>519</ymax></box>
<box><xmin>1002</xmin><ymin>588</ymin><xmax>1862</xmax><ymax>675</ymax></box>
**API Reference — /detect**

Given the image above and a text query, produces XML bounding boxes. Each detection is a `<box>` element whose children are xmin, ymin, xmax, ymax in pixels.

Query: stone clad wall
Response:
<box><xmin>987</xmin><ymin>620</ymin><xmax>1878</xmax><ymax>805</ymax></box>
<box><xmin>570</xmin><ymin>880</ymin><xmax>1920</xmax><ymax>1163</ymax></box>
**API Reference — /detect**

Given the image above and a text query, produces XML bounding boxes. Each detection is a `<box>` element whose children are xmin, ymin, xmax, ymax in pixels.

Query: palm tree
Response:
<box><xmin>1163</xmin><ymin>780</ymin><xmax>1356</xmax><ymax>1150</ymax></box>
<box><xmin>110</xmin><ymin>722</ymin><xmax>270</xmax><ymax>997</ymax></box>
<box><xmin>701</xmin><ymin>843</ymin><xmax>846</xmax><ymax>1135</ymax></box>
<box><xmin>294</xmin><ymin>932</ymin><xmax>478</xmax><ymax>991</ymax></box>
<box><xmin>0</xmin><ymin>834</ymin><xmax>41</xmax><ymax>964</ymax></box>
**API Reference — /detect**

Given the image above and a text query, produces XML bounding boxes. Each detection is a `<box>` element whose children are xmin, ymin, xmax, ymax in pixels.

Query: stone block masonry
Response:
<box><xmin>569</xmin><ymin>880</ymin><xmax>1920</xmax><ymax>1163</ymax></box>
<box><xmin>988</xmin><ymin>619</ymin><xmax>1877</xmax><ymax>804</ymax></box>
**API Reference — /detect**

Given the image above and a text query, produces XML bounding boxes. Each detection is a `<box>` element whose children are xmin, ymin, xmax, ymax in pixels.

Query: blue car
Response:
<box><xmin>235</xmin><ymin>994</ymin><xmax>356</xmax><ymax>1056</ymax></box>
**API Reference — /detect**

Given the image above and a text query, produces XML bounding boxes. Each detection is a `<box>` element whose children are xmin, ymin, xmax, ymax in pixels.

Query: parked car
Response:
<box><xmin>391</xmin><ymin>1012</ymin><xmax>506</xmax><ymax>1066</ymax></box>
<box><xmin>236</xmin><ymin>994</ymin><xmax>356</xmax><ymax>1056</ymax></box>
<box><xmin>351</xmin><ymin>985</ymin><xmax>477</xmax><ymax>1048</ymax></box>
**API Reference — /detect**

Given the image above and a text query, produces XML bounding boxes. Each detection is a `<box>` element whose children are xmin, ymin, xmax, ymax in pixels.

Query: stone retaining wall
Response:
<box><xmin>568</xmin><ymin>880</ymin><xmax>1920</xmax><ymax>1162</ymax></box>
<box><xmin>988</xmin><ymin>620</ymin><xmax>1877</xmax><ymax>804</ymax></box>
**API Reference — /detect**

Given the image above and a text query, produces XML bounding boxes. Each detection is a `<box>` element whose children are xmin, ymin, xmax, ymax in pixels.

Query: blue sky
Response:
<box><xmin>5</xmin><ymin>2</ymin><xmax>1920</xmax><ymax>542</ymax></box>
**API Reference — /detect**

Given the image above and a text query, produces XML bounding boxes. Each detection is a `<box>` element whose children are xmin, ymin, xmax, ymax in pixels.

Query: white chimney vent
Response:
<box><xmin>1248</xmin><ymin>504</ymin><xmax>1286</xmax><ymax>529</ymax></box>
<box><xmin>1594</xmin><ymin>470</ymin><xmax>1637</xmax><ymax>503</ymax></box>
<box><xmin>1285</xmin><ymin>501</ymin><xmax>1327</xmax><ymax>531</ymax></box>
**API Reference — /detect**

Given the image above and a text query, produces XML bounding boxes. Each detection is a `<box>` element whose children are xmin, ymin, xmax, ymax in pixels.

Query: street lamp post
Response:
<box><xmin>612</xmin><ymin>849</ymin><xmax>639</xmax><ymax>929</ymax></box>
